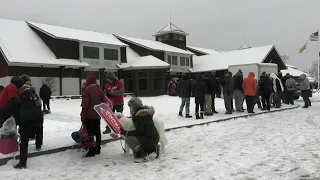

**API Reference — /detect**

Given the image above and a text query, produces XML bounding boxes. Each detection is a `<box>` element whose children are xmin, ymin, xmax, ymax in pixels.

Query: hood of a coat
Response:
<box><xmin>19</xmin><ymin>84</ymin><xmax>36</xmax><ymax>95</ymax></box>
<box><xmin>300</xmin><ymin>74</ymin><xmax>307</xmax><ymax>79</ymax></box>
<box><xmin>248</xmin><ymin>72</ymin><xmax>255</xmax><ymax>78</ymax></box>
<box><xmin>86</xmin><ymin>75</ymin><xmax>97</xmax><ymax>85</ymax></box>
<box><xmin>135</xmin><ymin>106</ymin><xmax>155</xmax><ymax>117</ymax></box>
<box><xmin>106</xmin><ymin>72</ymin><xmax>118</xmax><ymax>81</ymax></box>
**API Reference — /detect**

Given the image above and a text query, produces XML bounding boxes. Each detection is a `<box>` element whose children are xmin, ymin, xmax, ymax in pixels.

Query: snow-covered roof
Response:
<box><xmin>115</xmin><ymin>35</ymin><xmax>193</xmax><ymax>55</ymax></box>
<box><xmin>0</xmin><ymin>19</ymin><xmax>89</xmax><ymax>67</ymax></box>
<box><xmin>192</xmin><ymin>45</ymin><xmax>276</xmax><ymax>72</ymax></box>
<box><xmin>286</xmin><ymin>64</ymin><xmax>298</xmax><ymax>69</ymax></box>
<box><xmin>154</xmin><ymin>22</ymin><xmax>188</xmax><ymax>36</ymax></box>
<box><xmin>187</xmin><ymin>46</ymin><xmax>222</xmax><ymax>55</ymax></box>
<box><xmin>27</xmin><ymin>21</ymin><xmax>127</xmax><ymax>46</ymax></box>
<box><xmin>236</xmin><ymin>43</ymin><xmax>252</xmax><ymax>50</ymax></box>
<box><xmin>117</xmin><ymin>47</ymin><xmax>169</xmax><ymax>70</ymax></box>
<box><xmin>281</xmin><ymin>67</ymin><xmax>310</xmax><ymax>77</ymax></box>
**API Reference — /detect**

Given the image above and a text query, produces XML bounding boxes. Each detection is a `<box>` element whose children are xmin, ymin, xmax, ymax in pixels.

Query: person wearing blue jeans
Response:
<box><xmin>178</xmin><ymin>75</ymin><xmax>193</xmax><ymax>118</ymax></box>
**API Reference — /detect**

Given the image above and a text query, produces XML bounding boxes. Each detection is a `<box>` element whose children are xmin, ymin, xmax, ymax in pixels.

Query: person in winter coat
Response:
<box><xmin>269</xmin><ymin>73</ymin><xmax>284</xmax><ymax>108</ymax></box>
<box><xmin>104</xmin><ymin>72</ymin><xmax>125</xmax><ymax>134</ymax></box>
<box><xmin>0</xmin><ymin>76</ymin><xmax>22</xmax><ymax>127</ymax></box>
<box><xmin>223</xmin><ymin>71</ymin><xmax>234</xmax><ymax>114</ymax></box>
<box><xmin>81</xmin><ymin>75</ymin><xmax>106</xmax><ymax>157</ymax></box>
<box><xmin>177</xmin><ymin>75</ymin><xmax>193</xmax><ymax>118</ymax></box>
<box><xmin>281</xmin><ymin>73</ymin><xmax>291</xmax><ymax>104</ymax></box>
<box><xmin>210</xmin><ymin>71</ymin><xmax>219</xmax><ymax>113</ymax></box>
<box><xmin>285</xmin><ymin>76</ymin><xmax>296</xmax><ymax>105</ymax></box>
<box><xmin>14</xmin><ymin>81</ymin><xmax>43</xmax><ymax>169</ymax></box>
<box><xmin>192</xmin><ymin>74</ymin><xmax>207</xmax><ymax>119</ymax></box>
<box><xmin>242</xmin><ymin>72</ymin><xmax>257</xmax><ymax>113</ymax></box>
<box><xmin>120</xmin><ymin>97</ymin><xmax>160</xmax><ymax>163</ymax></box>
<box><xmin>259</xmin><ymin>73</ymin><xmax>273</xmax><ymax>111</ymax></box>
<box><xmin>168</xmin><ymin>79</ymin><xmax>178</xmax><ymax>96</ymax></box>
<box><xmin>203</xmin><ymin>72</ymin><xmax>213</xmax><ymax>116</ymax></box>
<box><xmin>0</xmin><ymin>85</ymin><xmax>4</xmax><ymax>94</ymax></box>
<box><xmin>39</xmin><ymin>82</ymin><xmax>52</xmax><ymax>114</ymax></box>
<box><xmin>233</xmin><ymin>69</ymin><xmax>244</xmax><ymax>112</ymax></box>
<box><xmin>299</xmin><ymin>74</ymin><xmax>311</xmax><ymax>108</ymax></box>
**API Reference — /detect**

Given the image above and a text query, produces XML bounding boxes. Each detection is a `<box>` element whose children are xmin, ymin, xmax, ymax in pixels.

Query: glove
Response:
<box><xmin>120</xmin><ymin>128</ymin><xmax>127</xmax><ymax>135</ymax></box>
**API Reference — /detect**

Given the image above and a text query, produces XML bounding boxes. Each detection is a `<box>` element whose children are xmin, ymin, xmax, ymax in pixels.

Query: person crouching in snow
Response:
<box><xmin>14</xmin><ymin>81</ymin><xmax>43</xmax><ymax>169</ymax></box>
<box><xmin>120</xmin><ymin>97</ymin><xmax>160</xmax><ymax>163</ymax></box>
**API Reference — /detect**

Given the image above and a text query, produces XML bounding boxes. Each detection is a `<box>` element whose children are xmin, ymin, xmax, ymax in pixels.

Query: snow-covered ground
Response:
<box><xmin>0</xmin><ymin>95</ymin><xmax>298</xmax><ymax>159</ymax></box>
<box><xmin>1</xmin><ymin>94</ymin><xmax>320</xmax><ymax>179</ymax></box>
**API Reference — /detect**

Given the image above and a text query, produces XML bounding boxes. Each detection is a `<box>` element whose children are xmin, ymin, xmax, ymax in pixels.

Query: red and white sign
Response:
<box><xmin>94</xmin><ymin>103</ymin><xmax>123</xmax><ymax>134</ymax></box>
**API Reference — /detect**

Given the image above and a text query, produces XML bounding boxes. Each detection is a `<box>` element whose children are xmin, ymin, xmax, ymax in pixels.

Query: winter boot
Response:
<box><xmin>185</xmin><ymin>114</ymin><xmax>192</xmax><ymax>118</ymax></box>
<box><xmin>84</xmin><ymin>147</ymin><xmax>96</xmax><ymax>157</ymax></box>
<box><xmin>134</xmin><ymin>148</ymin><xmax>149</xmax><ymax>163</ymax></box>
<box><xmin>155</xmin><ymin>143</ymin><xmax>161</xmax><ymax>159</ymax></box>
<box><xmin>178</xmin><ymin>112</ymin><xmax>183</xmax><ymax>117</ymax></box>
<box><xmin>36</xmin><ymin>146</ymin><xmax>41</xmax><ymax>151</ymax></box>
<box><xmin>213</xmin><ymin>110</ymin><xmax>218</xmax><ymax>114</ymax></box>
<box><xmin>195</xmin><ymin>113</ymin><xmax>200</xmax><ymax>119</ymax></box>
<box><xmin>200</xmin><ymin>113</ymin><xmax>204</xmax><ymax>119</ymax></box>
<box><xmin>309</xmin><ymin>102</ymin><xmax>312</xmax><ymax>106</ymax></box>
<box><xmin>94</xmin><ymin>146</ymin><xmax>101</xmax><ymax>155</ymax></box>
<box><xmin>14</xmin><ymin>163</ymin><xmax>27</xmax><ymax>169</ymax></box>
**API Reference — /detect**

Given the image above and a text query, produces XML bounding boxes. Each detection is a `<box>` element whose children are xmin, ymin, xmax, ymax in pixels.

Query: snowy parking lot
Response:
<box><xmin>1</xmin><ymin>95</ymin><xmax>320</xmax><ymax>179</ymax></box>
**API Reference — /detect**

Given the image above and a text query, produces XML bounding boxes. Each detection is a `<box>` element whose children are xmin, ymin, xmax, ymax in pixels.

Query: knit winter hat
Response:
<box><xmin>20</xmin><ymin>74</ymin><xmax>31</xmax><ymax>85</ymax></box>
<box><xmin>106</xmin><ymin>72</ymin><xmax>118</xmax><ymax>81</ymax></box>
<box><xmin>128</xmin><ymin>97</ymin><xmax>143</xmax><ymax>115</ymax></box>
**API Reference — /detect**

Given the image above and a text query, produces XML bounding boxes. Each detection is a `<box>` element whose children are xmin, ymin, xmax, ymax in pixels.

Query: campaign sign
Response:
<box><xmin>94</xmin><ymin>103</ymin><xmax>123</xmax><ymax>134</ymax></box>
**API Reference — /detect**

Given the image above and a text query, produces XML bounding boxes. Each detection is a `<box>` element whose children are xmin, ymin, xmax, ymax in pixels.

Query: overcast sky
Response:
<box><xmin>0</xmin><ymin>0</ymin><xmax>319</xmax><ymax>70</ymax></box>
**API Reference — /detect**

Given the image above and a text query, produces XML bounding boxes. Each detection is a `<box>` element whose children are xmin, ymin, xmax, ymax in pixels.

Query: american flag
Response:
<box><xmin>310</xmin><ymin>31</ymin><xmax>319</xmax><ymax>41</ymax></box>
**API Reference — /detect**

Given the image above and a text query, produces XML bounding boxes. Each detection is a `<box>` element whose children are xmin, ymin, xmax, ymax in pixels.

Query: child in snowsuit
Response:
<box><xmin>14</xmin><ymin>81</ymin><xmax>43</xmax><ymax>169</ymax></box>
<box><xmin>192</xmin><ymin>74</ymin><xmax>207</xmax><ymax>119</ymax></box>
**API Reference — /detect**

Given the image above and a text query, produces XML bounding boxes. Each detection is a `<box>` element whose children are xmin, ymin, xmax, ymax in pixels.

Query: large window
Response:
<box><xmin>167</xmin><ymin>55</ymin><xmax>172</xmax><ymax>64</ymax></box>
<box><xmin>179</xmin><ymin>35</ymin><xmax>184</xmax><ymax>41</ymax></box>
<box><xmin>164</xmin><ymin>34</ymin><xmax>169</xmax><ymax>41</ymax></box>
<box><xmin>104</xmin><ymin>48</ymin><xmax>118</xmax><ymax>61</ymax></box>
<box><xmin>83</xmin><ymin>46</ymin><xmax>99</xmax><ymax>59</ymax></box>
<box><xmin>186</xmin><ymin>57</ymin><xmax>190</xmax><ymax>66</ymax></box>
<box><xmin>180</xmin><ymin>57</ymin><xmax>186</xmax><ymax>66</ymax></box>
<box><xmin>138</xmin><ymin>72</ymin><xmax>148</xmax><ymax>91</ymax></box>
<box><xmin>158</xmin><ymin>36</ymin><xmax>164</xmax><ymax>41</ymax></box>
<box><xmin>173</xmin><ymin>34</ymin><xmax>179</xmax><ymax>40</ymax></box>
<box><xmin>126</xmin><ymin>72</ymin><xmax>133</xmax><ymax>92</ymax></box>
<box><xmin>153</xmin><ymin>71</ymin><xmax>163</xmax><ymax>90</ymax></box>
<box><xmin>172</xmin><ymin>56</ymin><xmax>178</xmax><ymax>65</ymax></box>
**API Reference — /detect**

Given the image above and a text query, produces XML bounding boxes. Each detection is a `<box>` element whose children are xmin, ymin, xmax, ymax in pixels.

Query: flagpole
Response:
<box><xmin>317</xmin><ymin>29</ymin><xmax>320</xmax><ymax>90</ymax></box>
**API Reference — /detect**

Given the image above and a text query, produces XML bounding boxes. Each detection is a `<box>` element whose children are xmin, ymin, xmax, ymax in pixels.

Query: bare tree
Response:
<box><xmin>307</xmin><ymin>60</ymin><xmax>319</xmax><ymax>79</ymax></box>
<box><xmin>281</xmin><ymin>54</ymin><xmax>290</xmax><ymax>62</ymax></box>
<box><xmin>42</xmin><ymin>77</ymin><xmax>56</xmax><ymax>93</ymax></box>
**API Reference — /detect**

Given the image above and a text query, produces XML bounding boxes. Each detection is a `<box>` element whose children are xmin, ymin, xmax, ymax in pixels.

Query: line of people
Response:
<box><xmin>177</xmin><ymin>70</ymin><xmax>312</xmax><ymax>119</ymax></box>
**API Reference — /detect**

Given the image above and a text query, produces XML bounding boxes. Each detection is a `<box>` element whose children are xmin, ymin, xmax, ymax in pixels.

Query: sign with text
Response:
<box><xmin>94</xmin><ymin>103</ymin><xmax>123</xmax><ymax>134</ymax></box>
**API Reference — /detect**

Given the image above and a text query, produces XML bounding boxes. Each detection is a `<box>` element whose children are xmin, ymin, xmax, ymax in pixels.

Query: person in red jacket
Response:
<box><xmin>242</xmin><ymin>72</ymin><xmax>257</xmax><ymax>114</ymax></box>
<box><xmin>103</xmin><ymin>72</ymin><xmax>124</xmax><ymax>134</ymax></box>
<box><xmin>81</xmin><ymin>75</ymin><xmax>106</xmax><ymax>157</ymax></box>
<box><xmin>0</xmin><ymin>76</ymin><xmax>23</xmax><ymax>127</ymax></box>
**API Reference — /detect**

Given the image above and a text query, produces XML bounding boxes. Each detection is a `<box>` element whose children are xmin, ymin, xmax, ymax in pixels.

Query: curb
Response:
<box><xmin>0</xmin><ymin>105</ymin><xmax>299</xmax><ymax>166</ymax></box>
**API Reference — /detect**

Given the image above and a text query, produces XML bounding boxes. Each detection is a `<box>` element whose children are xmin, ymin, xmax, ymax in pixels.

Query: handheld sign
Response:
<box><xmin>94</xmin><ymin>103</ymin><xmax>123</xmax><ymax>134</ymax></box>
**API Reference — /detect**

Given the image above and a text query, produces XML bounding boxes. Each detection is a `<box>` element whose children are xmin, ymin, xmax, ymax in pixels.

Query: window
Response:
<box><xmin>180</xmin><ymin>57</ymin><xmax>186</xmax><ymax>66</ymax></box>
<box><xmin>158</xmin><ymin>36</ymin><xmax>163</xmax><ymax>41</ymax></box>
<box><xmin>104</xmin><ymin>48</ymin><xmax>118</xmax><ymax>61</ymax></box>
<box><xmin>178</xmin><ymin>35</ymin><xmax>184</xmax><ymax>41</ymax></box>
<box><xmin>126</xmin><ymin>72</ymin><xmax>133</xmax><ymax>92</ymax></box>
<box><xmin>172</xmin><ymin>56</ymin><xmax>178</xmax><ymax>65</ymax></box>
<box><xmin>167</xmin><ymin>55</ymin><xmax>172</xmax><ymax>64</ymax></box>
<box><xmin>138</xmin><ymin>72</ymin><xmax>148</xmax><ymax>91</ymax></box>
<box><xmin>164</xmin><ymin>34</ymin><xmax>169</xmax><ymax>41</ymax></box>
<box><xmin>173</xmin><ymin>34</ymin><xmax>179</xmax><ymax>40</ymax></box>
<box><xmin>83</xmin><ymin>46</ymin><xmax>99</xmax><ymax>59</ymax></box>
<box><xmin>153</xmin><ymin>71</ymin><xmax>163</xmax><ymax>90</ymax></box>
<box><xmin>186</xmin><ymin>57</ymin><xmax>190</xmax><ymax>66</ymax></box>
